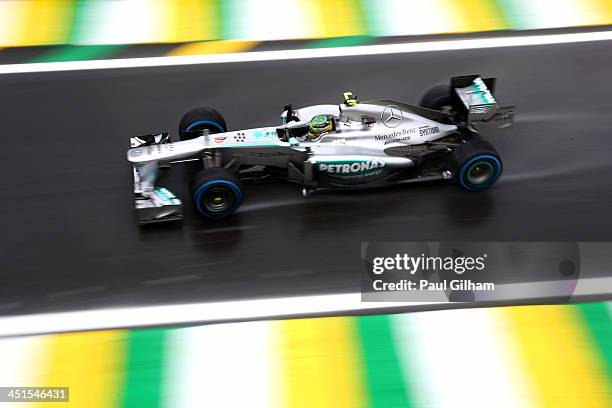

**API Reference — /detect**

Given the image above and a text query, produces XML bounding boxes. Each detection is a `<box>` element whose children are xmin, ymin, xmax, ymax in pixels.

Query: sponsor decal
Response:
<box><xmin>375</xmin><ymin>128</ymin><xmax>414</xmax><ymax>142</ymax></box>
<box><xmin>129</xmin><ymin>148</ymin><xmax>143</xmax><ymax>157</ymax></box>
<box><xmin>214</xmin><ymin>136</ymin><xmax>227</xmax><ymax>144</ymax></box>
<box><xmin>384</xmin><ymin>136</ymin><xmax>412</xmax><ymax>145</ymax></box>
<box><xmin>253</xmin><ymin>130</ymin><xmax>275</xmax><ymax>140</ymax></box>
<box><xmin>233</xmin><ymin>132</ymin><xmax>246</xmax><ymax>143</ymax></box>
<box><xmin>337</xmin><ymin>169</ymin><xmax>385</xmax><ymax>180</ymax></box>
<box><xmin>381</xmin><ymin>105</ymin><xmax>403</xmax><ymax>128</ymax></box>
<box><xmin>319</xmin><ymin>159</ymin><xmax>385</xmax><ymax>174</ymax></box>
<box><xmin>249</xmin><ymin>151</ymin><xmax>293</xmax><ymax>158</ymax></box>
<box><xmin>419</xmin><ymin>126</ymin><xmax>439</xmax><ymax>137</ymax></box>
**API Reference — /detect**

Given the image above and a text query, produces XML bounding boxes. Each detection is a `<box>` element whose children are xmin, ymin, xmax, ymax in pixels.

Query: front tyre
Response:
<box><xmin>192</xmin><ymin>168</ymin><xmax>243</xmax><ymax>219</ymax></box>
<box><xmin>179</xmin><ymin>107</ymin><xmax>227</xmax><ymax>141</ymax></box>
<box><xmin>451</xmin><ymin>139</ymin><xmax>502</xmax><ymax>191</ymax></box>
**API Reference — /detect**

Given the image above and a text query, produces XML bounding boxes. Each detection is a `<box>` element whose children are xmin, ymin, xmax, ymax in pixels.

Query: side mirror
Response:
<box><xmin>289</xmin><ymin>137</ymin><xmax>300</xmax><ymax>147</ymax></box>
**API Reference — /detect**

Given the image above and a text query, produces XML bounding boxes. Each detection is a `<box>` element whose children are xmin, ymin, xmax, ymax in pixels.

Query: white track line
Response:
<box><xmin>2</xmin><ymin>30</ymin><xmax>612</xmax><ymax>74</ymax></box>
<box><xmin>0</xmin><ymin>293</ymin><xmax>426</xmax><ymax>337</ymax></box>
<box><xmin>0</xmin><ymin>276</ymin><xmax>610</xmax><ymax>337</ymax></box>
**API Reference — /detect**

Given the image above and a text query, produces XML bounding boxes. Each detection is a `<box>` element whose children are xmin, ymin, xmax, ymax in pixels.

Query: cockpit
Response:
<box><xmin>276</xmin><ymin>92</ymin><xmax>378</xmax><ymax>143</ymax></box>
<box><xmin>277</xmin><ymin>113</ymin><xmax>376</xmax><ymax>142</ymax></box>
<box><xmin>277</xmin><ymin>113</ymin><xmax>336</xmax><ymax>142</ymax></box>
<box><xmin>306</xmin><ymin>114</ymin><xmax>334</xmax><ymax>140</ymax></box>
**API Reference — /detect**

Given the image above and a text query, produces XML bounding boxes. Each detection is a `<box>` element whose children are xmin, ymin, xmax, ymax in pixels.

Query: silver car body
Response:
<box><xmin>127</xmin><ymin>77</ymin><xmax>514</xmax><ymax>223</ymax></box>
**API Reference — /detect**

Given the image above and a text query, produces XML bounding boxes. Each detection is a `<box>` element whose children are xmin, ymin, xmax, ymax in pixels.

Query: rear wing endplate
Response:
<box><xmin>450</xmin><ymin>75</ymin><xmax>515</xmax><ymax>135</ymax></box>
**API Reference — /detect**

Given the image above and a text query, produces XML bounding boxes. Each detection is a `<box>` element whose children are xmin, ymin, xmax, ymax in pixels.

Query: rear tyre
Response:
<box><xmin>420</xmin><ymin>85</ymin><xmax>452</xmax><ymax>112</ymax></box>
<box><xmin>450</xmin><ymin>138</ymin><xmax>502</xmax><ymax>191</ymax></box>
<box><xmin>192</xmin><ymin>168</ymin><xmax>242</xmax><ymax>219</ymax></box>
<box><xmin>179</xmin><ymin>107</ymin><xmax>227</xmax><ymax>141</ymax></box>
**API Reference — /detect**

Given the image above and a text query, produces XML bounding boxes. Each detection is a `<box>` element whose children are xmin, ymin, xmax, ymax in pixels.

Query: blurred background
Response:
<box><xmin>2</xmin><ymin>0</ymin><xmax>612</xmax><ymax>62</ymax></box>
<box><xmin>1</xmin><ymin>1</ymin><xmax>612</xmax><ymax>407</ymax></box>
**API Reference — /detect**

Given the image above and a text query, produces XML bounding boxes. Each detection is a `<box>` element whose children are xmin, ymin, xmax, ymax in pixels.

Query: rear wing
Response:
<box><xmin>450</xmin><ymin>75</ymin><xmax>515</xmax><ymax>135</ymax></box>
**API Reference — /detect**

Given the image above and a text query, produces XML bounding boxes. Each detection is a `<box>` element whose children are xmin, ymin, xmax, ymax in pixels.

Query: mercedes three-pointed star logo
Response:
<box><xmin>381</xmin><ymin>105</ymin><xmax>402</xmax><ymax>128</ymax></box>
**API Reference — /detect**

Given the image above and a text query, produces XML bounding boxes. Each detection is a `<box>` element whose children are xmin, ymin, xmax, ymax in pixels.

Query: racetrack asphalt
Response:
<box><xmin>1</xmin><ymin>39</ymin><xmax>612</xmax><ymax>316</ymax></box>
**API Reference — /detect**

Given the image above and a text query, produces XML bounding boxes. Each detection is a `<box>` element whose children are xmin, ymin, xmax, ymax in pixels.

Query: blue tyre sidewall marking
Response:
<box><xmin>459</xmin><ymin>154</ymin><xmax>502</xmax><ymax>191</ymax></box>
<box><xmin>193</xmin><ymin>180</ymin><xmax>242</xmax><ymax>218</ymax></box>
<box><xmin>185</xmin><ymin>120</ymin><xmax>225</xmax><ymax>133</ymax></box>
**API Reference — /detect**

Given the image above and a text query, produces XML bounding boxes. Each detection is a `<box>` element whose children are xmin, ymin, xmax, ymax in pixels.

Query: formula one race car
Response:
<box><xmin>127</xmin><ymin>74</ymin><xmax>514</xmax><ymax>224</ymax></box>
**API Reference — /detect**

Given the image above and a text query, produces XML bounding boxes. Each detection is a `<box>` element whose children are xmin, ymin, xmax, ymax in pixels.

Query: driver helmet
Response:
<box><xmin>307</xmin><ymin>115</ymin><xmax>333</xmax><ymax>140</ymax></box>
